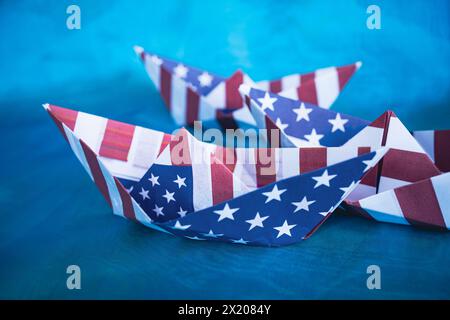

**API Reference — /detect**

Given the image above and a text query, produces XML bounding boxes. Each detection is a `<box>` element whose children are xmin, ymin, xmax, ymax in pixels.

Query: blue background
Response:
<box><xmin>0</xmin><ymin>0</ymin><xmax>449</xmax><ymax>299</ymax></box>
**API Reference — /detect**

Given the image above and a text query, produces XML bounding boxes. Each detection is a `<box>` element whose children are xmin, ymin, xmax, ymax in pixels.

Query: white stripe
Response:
<box><xmin>431</xmin><ymin>173</ymin><xmax>450</xmax><ymax>229</ymax></box>
<box><xmin>62</xmin><ymin>123</ymin><xmax>93</xmax><ymax>180</ymax></box>
<box><xmin>359</xmin><ymin>189</ymin><xmax>409</xmax><ymax>225</ymax></box>
<box><xmin>278</xmin><ymin>87</ymin><xmax>299</xmax><ymax>100</ymax></box>
<box><xmin>413</xmin><ymin>130</ymin><xmax>435</xmax><ymax>162</ymax></box>
<box><xmin>188</xmin><ymin>136</ymin><xmax>213</xmax><ymax>211</ymax></box>
<box><xmin>386</xmin><ymin>117</ymin><xmax>426</xmax><ymax>154</ymax></box>
<box><xmin>281</xmin><ymin>74</ymin><xmax>301</xmax><ymax>91</ymax></box>
<box><xmin>73</xmin><ymin>112</ymin><xmax>107</xmax><ymax>153</ymax></box>
<box><xmin>346</xmin><ymin>184</ymin><xmax>376</xmax><ymax>202</ymax></box>
<box><xmin>198</xmin><ymin>96</ymin><xmax>219</xmax><ymax>121</ymax></box>
<box><xmin>229</xmin><ymin>107</ymin><xmax>256</xmax><ymax>126</ymax></box>
<box><xmin>132</xmin><ymin>127</ymin><xmax>164</xmax><ymax>168</ymax></box>
<box><xmin>327</xmin><ymin>146</ymin><xmax>359</xmax><ymax>165</ymax></box>
<box><xmin>343</xmin><ymin>126</ymin><xmax>383</xmax><ymax>149</ymax></box>
<box><xmin>144</xmin><ymin>55</ymin><xmax>161</xmax><ymax>89</ymax></box>
<box><xmin>233</xmin><ymin>148</ymin><xmax>258</xmax><ymax>190</ymax></box>
<box><xmin>255</xmin><ymin>80</ymin><xmax>270</xmax><ymax>91</ymax></box>
<box><xmin>170</xmin><ymin>76</ymin><xmax>187</xmax><ymax>125</ymax></box>
<box><xmin>315</xmin><ymin>67</ymin><xmax>340</xmax><ymax>109</ymax></box>
<box><xmin>378</xmin><ymin>176</ymin><xmax>410</xmax><ymax>193</ymax></box>
<box><xmin>277</xmin><ymin>148</ymin><xmax>299</xmax><ymax>181</ymax></box>
<box><xmin>204</xmin><ymin>81</ymin><xmax>225</xmax><ymax>109</ymax></box>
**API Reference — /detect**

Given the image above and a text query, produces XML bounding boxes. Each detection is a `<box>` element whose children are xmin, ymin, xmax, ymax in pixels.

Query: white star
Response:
<box><xmin>312</xmin><ymin>170</ymin><xmax>337</xmax><ymax>188</ymax></box>
<box><xmin>304</xmin><ymin>128</ymin><xmax>324</xmax><ymax>145</ymax></box>
<box><xmin>363</xmin><ymin>159</ymin><xmax>374</xmax><ymax>172</ymax></box>
<box><xmin>274</xmin><ymin>220</ymin><xmax>296</xmax><ymax>238</ymax></box>
<box><xmin>173</xmin><ymin>175</ymin><xmax>187</xmax><ymax>188</ymax></box>
<box><xmin>174</xmin><ymin>64</ymin><xmax>188</xmax><ymax>78</ymax></box>
<box><xmin>139</xmin><ymin>188</ymin><xmax>150</xmax><ymax>200</ymax></box>
<box><xmin>148</xmin><ymin>173</ymin><xmax>160</xmax><ymax>186</ymax></box>
<box><xmin>262</xmin><ymin>184</ymin><xmax>287</xmax><ymax>203</ymax></box>
<box><xmin>292</xmin><ymin>196</ymin><xmax>316</xmax><ymax>213</ymax></box>
<box><xmin>340</xmin><ymin>181</ymin><xmax>357</xmax><ymax>194</ymax></box>
<box><xmin>328</xmin><ymin>113</ymin><xmax>349</xmax><ymax>132</ymax></box>
<box><xmin>150</xmin><ymin>55</ymin><xmax>163</xmax><ymax>66</ymax></box>
<box><xmin>257</xmin><ymin>92</ymin><xmax>277</xmax><ymax>111</ymax></box>
<box><xmin>198</xmin><ymin>72</ymin><xmax>213</xmax><ymax>87</ymax></box>
<box><xmin>275</xmin><ymin>118</ymin><xmax>289</xmax><ymax>131</ymax></box>
<box><xmin>232</xmin><ymin>238</ymin><xmax>249</xmax><ymax>245</ymax></box>
<box><xmin>177</xmin><ymin>207</ymin><xmax>188</xmax><ymax>217</ymax></box>
<box><xmin>246</xmin><ymin>212</ymin><xmax>269</xmax><ymax>231</ymax></box>
<box><xmin>202</xmin><ymin>230</ymin><xmax>223</xmax><ymax>238</ymax></box>
<box><xmin>173</xmin><ymin>221</ymin><xmax>191</xmax><ymax>230</ymax></box>
<box><xmin>162</xmin><ymin>190</ymin><xmax>176</xmax><ymax>203</ymax></box>
<box><xmin>126</xmin><ymin>186</ymin><xmax>134</xmax><ymax>193</ymax></box>
<box><xmin>152</xmin><ymin>204</ymin><xmax>164</xmax><ymax>216</ymax></box>
<box><xmin>186</xmin><ymin>236</ymin><xmax>205</xmax><ymax>241</ymax></box>
<box><xmin>293</xmin><ymin>103</ymin><xmax>313</xmax><ymax>122</ymax></box>
<box><xmin>214</xmin><ymin>203</ymin><xmax>239</xmax><ymax>222</ymax></box>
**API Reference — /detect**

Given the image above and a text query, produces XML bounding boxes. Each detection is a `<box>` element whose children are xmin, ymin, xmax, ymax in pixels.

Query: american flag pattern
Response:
<box><xmin>240</xmin><ymin>84</ymin><xmax>370</xmax><ymax>147</ymax></box>
<box><xmin>44</xmin><ymin>103</ymin><xmax>390</xmax><ymax>246</ymax></box>
<box><xmin>257</xmin><ymin>94</ymin><xmax>450</xmax><ymax>229</ymax></box>
<box><xmin>134</xmin><ymin>46</ymin><xmax>361</xmax><ymax>128</ymax></box>
<box><xmin>413</xmin><ymin>130</ymin><xmax>450</xmax><ymax>173</ymax></box>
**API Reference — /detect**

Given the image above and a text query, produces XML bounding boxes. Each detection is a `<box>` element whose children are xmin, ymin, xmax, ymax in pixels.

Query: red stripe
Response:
<box><xmin>337</xmin><ymin>64</ymin><xmax>357</xmax><ymax>90</ymax></box>
<box><xmin>210</xmin><ymin>154</ymin><xmax>234</xmax><ymax>205</ymax></box>
<box><xmin>370</xmin><ymin>111</ymin><xmax>389</xmax><ymax>129</ymax></box>
<box><xmin>47</xmin><ymin>110</ymin><xmax>69</xmax><ymax>143</ymax></box>
<box><xmin>395</xmin><ymin>178</ymin><xmax>446</xmax><ymax>229</ymax></box>
<box><xmin>359</xmin><ymin>147</ymin><xmax>378</xmax><ymax>187</ymax></box>
<box><xmin>160</xmin><ymin>67</ymin><xmax>172</xmax><ymax>110</ymax></box>
<box><xmin>225</xmin><ymin>70</ymin><xmax>244</xmax><ymax>109</ymax></box>
<box><xmin>380</xmin><ymin>149</ymin><xmax>440</xmax><ymax>183</ymax></box>
<box><xmin>80</xmin><ymin>140</ymin><xmax>112</xmax><ymax>207</ymax></box>
<box><xmin>265</xmin><ymin>117</ymin><xmax>281</xmax><ymax>148</ymax></box>
<box><xmin>255</xmin><ymin>148</ymin><xmax>276</xmax><ymax>187</ymax></box>
<box><xmin>269</xmin><ymin>80</ymin><xmax>282</xmax><ymax>93</ymax></box>
<box><xmin>214</xmin><ymin>146</ymin><xmax>237</xmax><ymax>173</ymax></box>
<box><xmin>114</xmin><ymin>178</ymin><xmax>136</xmax><ymax>221</ymax></box>
<box><xmin>297</xmin><ymin>73</ymin><xmax>318</xmax><ymax>105</ymax></box>
<box><xmin>158</xmin><ymin>133</ymin><xmax>172</xmax><ymax>156</ymax></box>
<box><xmin>186</xmin><ymin>87</ymin><xmax>200</xmax><ymax>125</ymax></box>
<box><xmin>299</xmin><ymin>148</ymin><xmax>327</xmax><ymax>174</ymax></box>
<box><xmin>48</xmin><ymin>105</ymin><xmax>78</xmax><ymax>131</ymax></box>
<box><xmin>434</xmin><ymin>130</ymin><xmax>450</xmax><ymax>172</ymax></box>
<box><xmin>99</xmin><ymin>120</ymin><xmax>135</xmax><ymax>161</ymax></box>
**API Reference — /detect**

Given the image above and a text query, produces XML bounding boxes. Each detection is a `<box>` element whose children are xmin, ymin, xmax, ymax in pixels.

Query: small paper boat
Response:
<box><xmin>134</xmin><ymin>45</ymin><xmax>361</xmax><ymax>128</ymax></box>
<box><xmin>241</xmin><ymin>86</ymin><xmax>450</xmax><ymax>230</ymax></box>
<box><xmin>44</xmin><ymin>103</ymin><xmax>386</xmax><ymax>246</ymax></box>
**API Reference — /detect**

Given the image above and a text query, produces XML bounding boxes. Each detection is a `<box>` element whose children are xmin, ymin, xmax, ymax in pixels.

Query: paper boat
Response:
<box><xmin>134</xmin><ymin>45</ymin><xmax>361</xmax><ymax>128</ymax></box>
<box><xmin>241</xmin><ymin>87</ymin><xmax>450</xmax><ymax>230</ymax></box>
<box><xmin>44</xmin><ymin>103</ymin><xmax>387</xmax><ymax>246</ymax></box>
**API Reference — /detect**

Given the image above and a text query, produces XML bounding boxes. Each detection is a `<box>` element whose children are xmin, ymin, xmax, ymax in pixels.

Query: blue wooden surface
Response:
<box><xmin>0</xmin><ymin>0</ymin><xmax>449</xmax><ymax>299</ymax></box>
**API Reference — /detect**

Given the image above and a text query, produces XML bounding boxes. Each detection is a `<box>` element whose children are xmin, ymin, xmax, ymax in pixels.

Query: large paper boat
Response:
<box><xmin>134</xmin><ymin>46</ymin><xmax>361</xmax><ymax>128</ymax></box>
<box><xmin>241</xmin><ymin>86</ymin><xmax>450</xmax><ymax>230</ymax></box>
<box><xmin>44</xmin><ymin>103</ymin><xmax>387</xmax><ymax>246</ymax></box>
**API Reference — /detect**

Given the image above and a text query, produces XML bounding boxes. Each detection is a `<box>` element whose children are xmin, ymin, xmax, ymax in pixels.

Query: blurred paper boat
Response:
<box><xmin>43</xmin><ymin>103</ymin><xmax>386</xmax><ymax>246</ymax></box>
<box><xmin>134</xmin><ymin>45</ymin><xmax>361</xmax><ymax>128</ymax></box>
